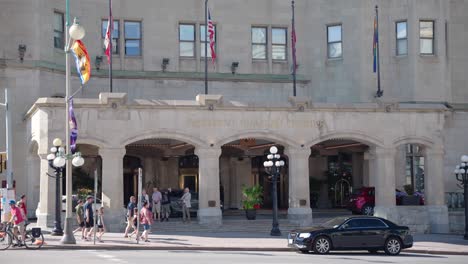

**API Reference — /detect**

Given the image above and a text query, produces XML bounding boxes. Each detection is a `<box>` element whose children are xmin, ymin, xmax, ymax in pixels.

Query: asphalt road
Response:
<box><xmin>2</xmin><ymin>250</ymin><xmax>467</xmax><ymax>264</ymax></box>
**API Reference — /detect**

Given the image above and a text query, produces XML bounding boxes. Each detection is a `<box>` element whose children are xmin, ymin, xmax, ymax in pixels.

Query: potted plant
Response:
<box><xmin>241</xmin><ymin>185</ymin><xmax>263</xmax><ymax>220</ymax></box>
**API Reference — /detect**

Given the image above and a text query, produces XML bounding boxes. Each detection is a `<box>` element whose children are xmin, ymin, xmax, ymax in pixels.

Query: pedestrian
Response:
<box><xmin>124</xmin><ymin>196</ymin><xmax>137</xmax><ymax>238</ymax></box>
<box><xmin>19</xmin><ymin>194</ymin><xmax>27</xmax><ymax>219</ymax></box>
<box><xmin>180</xmin><ymin>187</ymin><xmax>191</xmax><ymax>223</ymax></box>
<box><xmin>73</xmin><ymin>200</ymin><xmax>85</xmax><ymax>239</ymax></box>
<box><xmin>8</xmin><ymin>200</ymin><xmax>26</xmax><ymax>246</ymax></box>
<box><xmin>128</xmin><ymin>208</ymin><xmax>139</xmax><ymax>239</ymax></box>
<box><xmin>84</xmin><ymin>196</ymin><xmax>94</xmax><ymax>240</ymax></box>
<box><xmin>96</xmin><ymin>207</ymin><xmax>106</xmax><ymax>242</ymax></box>
<box><xmin>152</xmin><ymin>187</ymin><xmax>162</xmax><ymax>221</ymax></box>
<box><xmin>161</xmin><ymin>188</ymin><xmax>172</xmax><ymax>222</ymax></box>
<box><xmin>141</xmin><ymin>189</ymin><xmax>149</xmax><ymax>206</ymax></box>
<box><xmin>140</xmin><ymin>201</ymin><xmax>152</xmax><ymax>242</ymax></box>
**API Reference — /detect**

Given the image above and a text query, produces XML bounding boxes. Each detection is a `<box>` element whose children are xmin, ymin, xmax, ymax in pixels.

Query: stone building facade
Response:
<box><xmin>1</xmin><ymin>0</ymin><xmax>467</xmax><ymax>233</ymax></box>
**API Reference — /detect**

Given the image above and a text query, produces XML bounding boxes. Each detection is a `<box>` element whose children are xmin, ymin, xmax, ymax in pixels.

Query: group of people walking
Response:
<box><xmin>123</xmin><ymin>187</ymin><xmax>192</xmax><ymax>242</ymax></box>
<box><xmin>73</xmin><ymin>195</ymin><xmax>105</xmax><ymax>242</ymax></box>
<box><xmin>71</xmin><ymin>187</ymin><xmax>192</xmax><ymax>243</ymax></box>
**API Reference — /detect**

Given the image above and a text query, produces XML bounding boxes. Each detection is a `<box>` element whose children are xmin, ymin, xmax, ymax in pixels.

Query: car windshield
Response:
<box><xmin>321</xmin><ymin>217</ymin><xmax>347</xmax><ymax>228</ymax></box>
<box><xmin>351</xmin><ymin>188</ymin><xmax>362</xmax><ymax>195</ymax></box>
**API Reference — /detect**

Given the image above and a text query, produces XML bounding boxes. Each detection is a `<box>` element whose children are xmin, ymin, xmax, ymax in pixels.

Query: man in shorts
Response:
<box><xmin>124</xmin><ymin>196</ymin><xmax>137</xmax><ymax>238</ymax></box>
<box><xmin>73</xmin><ymin>200</ymin><xmax>85</xmax><ymax>239</ymax></box>
<box><xmin>161</xmin><ymin>188</ymin><xmax>172</xmax><ymax>222</ymax></box>
<box><xmin>152</xmin><ymin>187</ymin><xmax>162</xmax><ymax>221</ymax></box>
<box><xmin>8</xmin><ymin>200</ymin><xmax>26</xmax><ymax>245</ymax></box>
<box><xmin>84</xmin><ymin>196</ymin><xmax>94</xmax><ymax>240</ymax></box>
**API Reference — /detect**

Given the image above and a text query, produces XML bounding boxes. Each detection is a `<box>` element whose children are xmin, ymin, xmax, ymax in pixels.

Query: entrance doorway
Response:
<box><xmin>309</xmin><ymin>139</ymin><xmax>369</xmax><ymax>209</ymax></box>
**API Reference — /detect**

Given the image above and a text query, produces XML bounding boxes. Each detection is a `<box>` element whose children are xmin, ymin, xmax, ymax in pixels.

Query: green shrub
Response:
<box><xmin>241</xmin><ymin>185</ymin><xmax>263</xmax><ymax>210</ymax></box>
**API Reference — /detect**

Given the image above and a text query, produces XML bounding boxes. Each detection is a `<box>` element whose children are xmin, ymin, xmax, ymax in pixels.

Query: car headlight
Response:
<box><xmin>298</xmin><ymin>233</ymin><xmax>311</xmax><ymax>239</ymax></box>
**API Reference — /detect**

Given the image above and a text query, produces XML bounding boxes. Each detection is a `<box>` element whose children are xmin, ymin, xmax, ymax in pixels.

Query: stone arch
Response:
<box><xmin>120</xmin><ymin>130</ymin><xmax>206</xmax><ymax>149</ymax></box>
<box><xmin>77</xmin><ymin>136</ymin><xmax>110</xmax><ymax>149</ymax></box>
<box><xmin>305</xmin><ymin>130</ymin><xmax>385</xmax><ymax>148</ymax></box>
<box><xmin>392</xmin><ymin>136</ymin><xmax>436</xmax><ymax>150</ymax></box>
<box><xmin>216</xmin><ymin>130</ymin><xmax>299</xmax><ymax>148</ymax></box>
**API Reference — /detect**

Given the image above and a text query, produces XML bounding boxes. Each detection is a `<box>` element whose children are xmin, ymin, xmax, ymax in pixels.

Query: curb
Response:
<box><xmin>40</xmin><ymin>245</ymin><xmax>468</xmax><ymax>255</ymax></box>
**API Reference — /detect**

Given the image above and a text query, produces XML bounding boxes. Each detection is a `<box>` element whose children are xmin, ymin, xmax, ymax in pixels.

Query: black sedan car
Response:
<box><xmin>288</xmin><ymin>216</ymin><xmax>413</xmax><ymax>255</ymax></box>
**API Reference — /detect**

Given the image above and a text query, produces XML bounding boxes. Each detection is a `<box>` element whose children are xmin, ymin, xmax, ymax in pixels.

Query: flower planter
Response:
<box><xmin>245</xmin><ymin>209</ymin><xmax>257</xmax><ymax>220</ymax></box>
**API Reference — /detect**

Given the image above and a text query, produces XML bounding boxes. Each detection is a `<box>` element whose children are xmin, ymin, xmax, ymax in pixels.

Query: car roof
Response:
<box><xmin>344</xmin><ymin>215</ymin><xmax>386</xmax><ymax>221</ymax></box>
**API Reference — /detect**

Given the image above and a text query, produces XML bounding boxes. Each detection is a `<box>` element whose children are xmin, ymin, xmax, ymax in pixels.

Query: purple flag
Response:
<box><xmin>69</xmin><ymin>99</ymin><xmax>78</xmax><ymax>154</ymax></box>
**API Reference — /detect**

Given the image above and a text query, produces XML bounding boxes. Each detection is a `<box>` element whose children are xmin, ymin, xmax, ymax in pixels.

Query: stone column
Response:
<box><xmin>36</xmin><ymin>154</ymin><xmax>55</xmax><ymax>228</ymax></box>
<box><xmin>425</xmin><ymin>147</ymin><xmax>449</xmax><ymax>233</ymax></box>
<box><xmin>363</xmin><ymin>149</ymin><xmax>376</xmax><ymax>187</ymax></box>
<box><xmin>99</xmin><ymin>147</ymin><xmax>126</xmax><ymax>232</ymax></box>
<box><xmin>285</xmin><ymin>147</ymin><xmax>312</xmax><ymax>226</ymax></box>
<box><xmin>195</xmin><ymin>148</ymin><xmax>222</xmax><ymax>225</ymax></box>
<box><xmin>373</xmin><ymin>147</ymin><xmax>398</xmax><ymax>220</ymax></box>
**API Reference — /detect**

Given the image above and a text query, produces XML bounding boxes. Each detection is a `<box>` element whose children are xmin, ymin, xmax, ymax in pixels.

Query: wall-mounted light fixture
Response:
<box><xmin>162</xmin><ymin>58</ymin><xmax>170</xmax><ymax>72</ymax></box>
<box><xmin>231</xmin><ymin>62</ymin><xmax>239</xmax><ymax>74</ymax></box>
<box><xmin>95</xmin><ymin>56</ymin><xmax>103</xmax><ymax>71</ymax></box>
<box><xmin>18</xmin><ymin>44</ymin><xmax>27</xmax><ymax>62</ymax></box>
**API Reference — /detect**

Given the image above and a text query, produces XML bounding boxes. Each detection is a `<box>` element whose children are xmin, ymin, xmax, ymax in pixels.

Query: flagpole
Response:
<box><xmin>204</xmin><ymin>0</ymin><xmax>208</xmax><ymax>95</ymax></box>
<box><xmin>109</xmin><ymin>0</ymin><xmax>113</xmax><ymax>93</ymax></box>
<box><xmin>61</xmin><ymin>0</ymin><xmax>76</xmax><ymax>244</ymax></box>
<box><xmin>292</xmin><ymin>1</ymin><xmax>297</xmax><ymax>97</ymax></box>
<box><xmin>375</xmin><ymin>5</ymin><xmax>383</xmax><ymax>98</ymax></box>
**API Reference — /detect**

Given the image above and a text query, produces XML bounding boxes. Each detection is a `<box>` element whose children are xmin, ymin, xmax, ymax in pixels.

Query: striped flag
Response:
<box><xmin>104</xmin><ymin>0</ymin><xmax>113</xmax><ymax>63</ymax></box>
<box><xmin>71</xmin><ymin>40</ymin><xmax>91</xmax><ymax>85</ymax></box>
<box><xmin>208</xmin><ymin>10</ymin><xmax>216</xmax><ymax>64</ymax></box>
<box><xmin>373</xmin><ymin>11</ymin><xmax>378</xmax><ymax>73</ymax></box>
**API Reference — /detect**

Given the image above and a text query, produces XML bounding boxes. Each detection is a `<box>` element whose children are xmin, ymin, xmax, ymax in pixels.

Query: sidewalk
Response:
<box><xmin>39</xmin><ymin>231</ymin><xmax>468</xmax><ymax>255</ymax></box>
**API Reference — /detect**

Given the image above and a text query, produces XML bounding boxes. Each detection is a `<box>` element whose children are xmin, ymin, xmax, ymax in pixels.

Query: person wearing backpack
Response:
<box><xmin>160</xmin><ymin>188</ymin><xmax>172</xmax><ymax>222</ymax></box>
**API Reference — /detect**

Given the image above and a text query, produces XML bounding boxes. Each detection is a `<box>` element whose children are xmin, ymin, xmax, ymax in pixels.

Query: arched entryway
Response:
<box><xmin>309</xmin><ymin>139</ymin><xmax>370</xmax><ymax>210</ymax></box>
<box><xmin>220</xmin><ymin>138</ymin><xmax>289</xmax><ymax>213</ymax></box>
<box><xmin>124</xmin><ymin>138</ymin><xmax>198</xmax><ymax>212</ymax></box>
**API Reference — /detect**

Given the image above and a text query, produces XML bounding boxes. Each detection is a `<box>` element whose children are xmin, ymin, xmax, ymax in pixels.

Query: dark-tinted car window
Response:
<box><xmin>343</xmin><ymin>219</ymin><xmax>364</xmax><ymax>229</ymax></box>
<box><xmin>362</xmin><ymin>219</ymin><xmax>387</xmax><ymax>228</ymax></box>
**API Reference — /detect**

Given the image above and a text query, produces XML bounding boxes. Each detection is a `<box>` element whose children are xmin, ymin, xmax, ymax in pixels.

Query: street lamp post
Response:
<box><xmin>263</xmin><ymin>146</ymin><xmax>285</xmax><ymax>236</ymax></box>
<box><xmin>46</xmin><ymin>138</ymin><xmax>85</xmax><ymax>238</ymax></box>
<box><xmin>62</xmin><ymin>14</ymin><xmax>86</xmax><ymax>244</ymax></box>
<box><xmin>454</xmin><ymin>155</ymin><xmax>468</xmax><ymax>240</ymax></box>
<box><xmin>47</xmin><ymin>138</ymin><xmax>65</xmax><ymax>236</ymax></box>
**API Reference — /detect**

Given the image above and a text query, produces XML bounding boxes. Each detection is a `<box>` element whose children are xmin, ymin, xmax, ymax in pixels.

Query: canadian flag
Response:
<box><xmin>104</xmin><ymin>2</ymin><xmax>113</xmax><ymax>63</ymax></box>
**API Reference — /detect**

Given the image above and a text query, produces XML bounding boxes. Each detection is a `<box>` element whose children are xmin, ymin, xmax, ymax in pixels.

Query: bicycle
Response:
<box><xmin>0</xmin><ymin>222</ymin><xmax>45</xmax><ymax>250</ymax></box>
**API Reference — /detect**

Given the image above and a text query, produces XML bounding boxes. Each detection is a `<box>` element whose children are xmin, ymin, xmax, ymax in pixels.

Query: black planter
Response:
<box><xmin>245</xmin><ymin>209</ymin><xmax>257</xmax><ymax>220</ymax></box>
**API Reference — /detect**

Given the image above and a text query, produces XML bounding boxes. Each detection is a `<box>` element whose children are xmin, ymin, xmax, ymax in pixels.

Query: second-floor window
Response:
<box><xmin>180</xmin><ymin>24</ymin><xmax>195</xmax><ymax>57</ymax></box>
<box><xmin>327</xmin><ymin>24</ymin><xmax>342</xmax><ymax>59</ymax></box>
<box><xmin>101</xmin><ymin>20</ymin><xmax>119</xmax><ymax>54</ymax></box>
<box><xmin>54</xmin><ymin>11</ymin><xmax>64</xmax><ymax>49</ymax></box>
<box><xmin>272</xmin><ymin>28</ymin><xmax>287</xmax><ymax>60</ymax></box>
<box><xmin>396</xmin><ymin>21</ymin><xmax>408</xmax><ymax>56</ymax></box>
<box><xmin>124</xmin><ymin>21</ymin><xmax>141</xmax><ymax>56</ymax></box>
<box><xmin>420</xmin><ymin>20</ymin><xmax>434</xmax><ymax>55</ymax></box>
<box><xmin>252</xmin><ymin>27</ymin><xmax>267</xmax><ymax>60</ymax></box>
<box><xmin>200</xmin><ymin>24</ymin><xmax>216</xmax><ymax>58</ymax></box>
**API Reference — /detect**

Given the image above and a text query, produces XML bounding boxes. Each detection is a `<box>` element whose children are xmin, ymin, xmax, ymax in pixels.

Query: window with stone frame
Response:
<box><xmin>179</xmin><ymin>24</ymin><xmax>196</xmax><ymax>57</ymax></box>
<box><xmin>405</xmin><ymin>144</ymin><xmax>425</xmax><ymax>193</ymax></box>
<box><xmin>327</xmin><ymin>24</ymin><xmax>342</xmax><ymax>59</ymax></box>
<box><xmin>252</xmin><ymin>27</ymin><xmax>268</xmax><ymax>60</ymax></box>
<box><xmin>420</xmin><ymin>20</ymin><xmax>435</xmax><ymax>55</ymax></box>
<box><xmin>396</xmin><ymin>21</ymin><xmax>408</xmax><ymax>56</ymax></box>
<box><xmin>54</xmin><ymin>11</ymin><xmax>64</xmax><ymax>49</ymax></box>
<box><xmin>124</xmin><ymin>21</ymin><xmax>142</xmax><ymax>56</ymax></box>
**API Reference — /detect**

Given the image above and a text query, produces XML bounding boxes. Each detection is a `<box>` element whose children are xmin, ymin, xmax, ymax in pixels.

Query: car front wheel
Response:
<box><xmin>362</xmin><ymin>204</ymin><xmax>374</xmax><ymax>216</ymax></box>
<box><xmin>313</xmin><ymin>236</ymin><xmax>331</xmax><ymax>254</ymax></box>
<box><xmin>384</xmin><ymin>237</ymin><xmax>402</xmax><ymax>256</ymax></box>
